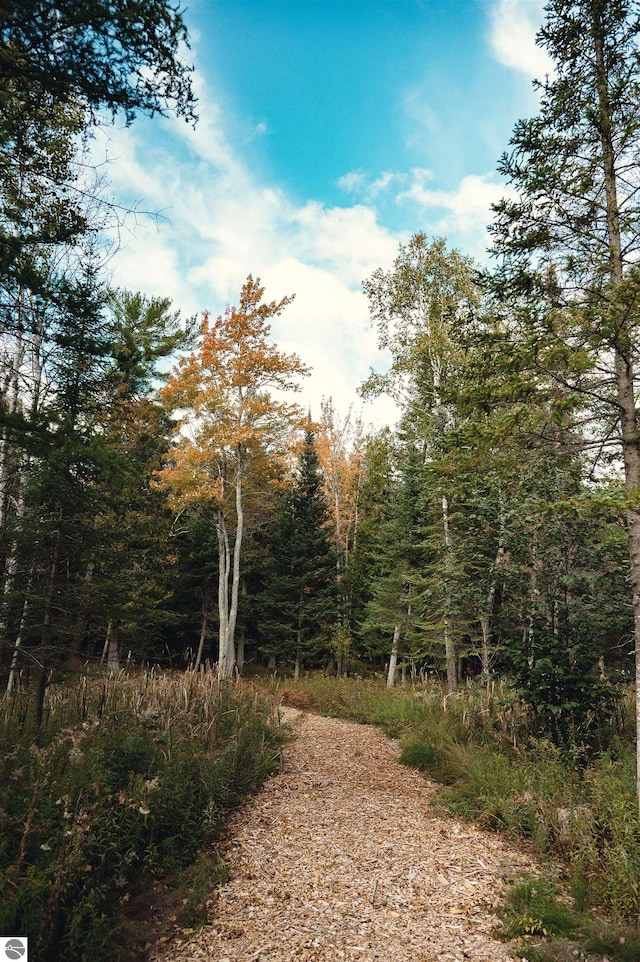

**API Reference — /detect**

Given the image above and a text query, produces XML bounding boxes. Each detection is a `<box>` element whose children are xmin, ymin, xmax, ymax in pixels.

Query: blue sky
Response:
<box><xmin>98</xmin><ymin>0</ymin><xmax>551</xmax><ymax>425</ymax></box>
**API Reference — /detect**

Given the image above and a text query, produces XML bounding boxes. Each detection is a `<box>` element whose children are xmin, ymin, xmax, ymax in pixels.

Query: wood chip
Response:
<box><xmin>150</xmin><ymin>709</ymin><xmax>536</xmax><ymax>962</ymax></box>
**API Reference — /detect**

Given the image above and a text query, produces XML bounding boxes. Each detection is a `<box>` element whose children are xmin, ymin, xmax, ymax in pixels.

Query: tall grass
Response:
<box><xmin>280</xmin><ymin>674</ymin><xmax>640</xmax><ymax>927</ymax></box>
<box><xmin>1</xmin><ymin>669</ymin><xmax>284</xmax><ymax>961</ymax></box>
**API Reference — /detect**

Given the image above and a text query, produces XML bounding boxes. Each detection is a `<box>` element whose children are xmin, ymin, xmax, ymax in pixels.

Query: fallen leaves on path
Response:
<box><xmin>151</xmin><ymin>709</ymin><xmax>536</xmax><ymax>961</ymax></box>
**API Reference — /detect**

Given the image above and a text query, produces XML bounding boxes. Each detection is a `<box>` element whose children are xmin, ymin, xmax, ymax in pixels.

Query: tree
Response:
<box><xmin>0</xmin><ymin>1</ymin><xmax>196</xmax><ymax>127</ymax></box>
<box><xmin>0</xmin><ymin>0</ymin><xmax>196</xmax><ymax>689</ymax></box>
<box><xmin>158</xmin><ymin>276</ymin><xmax>308</xmax><ymax>678</ymax></box>
<box><xmin>347</xmin><ymin>430</ymin><xmax>396</xmax><ymax>662</ymax></box>
<box><xmin>489</xmin><ymin>0</ymin><xmax>640</xmax><ymax>805</ymax></box>
<box><xmin>258</xmin><ymin>430</ymin><xmax>337</xmax><ymax>677</ymax></box>
<box><xmin>362</xmin><ymin>437</ymin><xmax>425</xmax><ymax>686</ymax></box>
<box><xmin>1</xmin><ymin>0</ymin><xmax>196</xmax><ymax>345</ymax></box>
<box><xmin>315</xmin><ymin>399</ymin><xmax>364</xmax><ymax>637</ymax></box>
<box><xmin>79</xmin><ymin>292</ymin><xmax>195</xmax><ymax>670</ymax></box>
<box><xmin>362</xmin><ymin>233</ymin><xmax>481</xmax><ymax>691</ymax></box>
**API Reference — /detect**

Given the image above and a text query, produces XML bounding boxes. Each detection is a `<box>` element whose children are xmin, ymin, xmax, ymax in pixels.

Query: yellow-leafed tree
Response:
<box><xmin>158</xmin><ymin>276</ymin><xmax>308</xmax><ymax>677</ymax></box>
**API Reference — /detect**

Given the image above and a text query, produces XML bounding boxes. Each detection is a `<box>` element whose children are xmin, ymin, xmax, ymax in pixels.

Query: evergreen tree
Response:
<box><xmin>259</xmin><ymin>430</ymin><xmax>336</xmax><ymax>676</ymax></box>
<box><xmin>362</xmin><ymin>438</ymin><xmax>425</xmax><ymax>686</ymax></box>
<box><xmin>347</xmin><ymin>430</ymin><xmax>395</xmax><ymax>659</ymax></box>
<box><xmin>489</xmin><ymin>0</ymin><xmax>640</xmax><ymax>801</ymax></box>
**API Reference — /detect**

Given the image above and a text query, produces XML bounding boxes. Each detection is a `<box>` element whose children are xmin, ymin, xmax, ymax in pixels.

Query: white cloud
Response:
<box><xmin>262</xmin><ymin>258</ymin><xmax>398</xmax><ymax>426</ymax></box>
<box><xmin>292</xmin><ymin>202</ymin><xmax>398</xmax><ymax>288</ymax></box>
<box><xmin>395</xmin><ymin>169</ymin><xmax>515</xmax><ymax>259</ymax></box>
<box><xmin>98</xmin><ymin>28</ymin><xmax>537</xmax><ymax>428</ymax></box>
<box><xmin>337</xmin><ymin>170</ymin><xmax>367</xmax><ymax>194</ymax></box>
<box><xmin>488</xmin><ymin>0</ymin><xmax>553</xmax><ymax>79</ymax></box>
<box><xmin>337</xmin><ymin>169</ymin><xmax>408</xmax><ymax>203</ymax></box>
<box><xmin>97</xmin><ymin>79</ymin><xmax>401</xmax><ymax>427</ymax></box>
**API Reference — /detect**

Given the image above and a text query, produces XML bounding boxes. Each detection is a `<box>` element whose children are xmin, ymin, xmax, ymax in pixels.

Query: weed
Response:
<box><xmin>499</xmin><ymin>877</ymin><xmax>640</xmax><ymax>961</ymax></box>
<box><xmin>399</xmin><ymin>740</ymin><xmax>438</xmax><ymax>770</ymax></box>
<box><xmin>0</xmin><ymin>669</ymin><xmax>283</xmax><ymax>961</ymax></box>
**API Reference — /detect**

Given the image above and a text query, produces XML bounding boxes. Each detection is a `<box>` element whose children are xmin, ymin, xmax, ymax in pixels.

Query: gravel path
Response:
<box><xmin>151</xmin><ymin>709</ymin><xmax>535</xmax><ymax>962</ymax></box>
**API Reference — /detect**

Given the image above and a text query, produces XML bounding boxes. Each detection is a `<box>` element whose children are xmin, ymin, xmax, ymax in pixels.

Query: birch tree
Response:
<box><xmin>158</xmin><ymin>276</ymin><xmax>308</xmax><ymax>678</ymax></box>
<box><xmin>362</xmin><ymin>234</ymin><xmax>481</xmax><ymax>691</ymax></box>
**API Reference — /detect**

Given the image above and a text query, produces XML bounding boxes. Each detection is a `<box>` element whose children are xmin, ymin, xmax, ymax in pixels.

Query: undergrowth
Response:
<box><xmin>1</xmin><ymin>669</ymin><xmax>283</xmax><ymax>962</ymax></box>
<box><xmin>499</xmin><ymin>877</ymin><xmax>640</xmax><ymax>961</ymax></box>
<box><xmin>279</xmin><ymin>674</ymin><xmax>640</xmax><ymax>935</ymax></box>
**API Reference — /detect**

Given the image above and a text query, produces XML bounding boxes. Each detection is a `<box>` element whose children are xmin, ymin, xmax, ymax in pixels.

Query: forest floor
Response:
<box><xmin>147</xmin><ymin>707</ymin><xmax>542</xmax><ymax>962</ymax></box>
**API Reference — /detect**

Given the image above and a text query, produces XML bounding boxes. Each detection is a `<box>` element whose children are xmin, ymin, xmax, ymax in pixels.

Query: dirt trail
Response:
<box><xmin>151</xmin><ymin>709</ymin><xmax>536</xmax><ymax>962</ymax></box>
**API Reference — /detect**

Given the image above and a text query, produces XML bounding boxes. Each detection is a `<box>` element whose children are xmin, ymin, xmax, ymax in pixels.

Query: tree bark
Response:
<box><xmin>217</xmin><ymin>508</ymin><xmax>231</xmax><ymax>675</ymax></box>
<box><xmin>442</xmin><ymin>493</ymin><xmax>457</xmax><ymax>693</ymax></box>
<box><xmin>227</xmin><ymin>447</ymin><xmax>244</xmax><ymax>657</ymax></box>
<box><xmin>0</xmin><ymin>328</ymin><xmax>26</xmax><ymax>533</ymax></box>
<box><xmin>107</xmin><ymin>622</ymin><xmax>120</xmax><ymax>674</ymax></box>
<box><xmin>217</xmin><ymin>449</ymin><xmax>244</xmax><ymax>680</ymax></box>
<box><xmin>480</xmin><ymin>546</ymin><xmax>505</xmax><ymax>679</ymax></box>
<box><xmin>5</xmin><ymin>565</ymin><xmax>33</xmax><ymax>697</ymax></box>
<box><xmin>594</xmin><ymin>25</ymin><xmax>640</xmax><ymax>811</ymax></box>
<box><xmin>387</xmin><ymin>623</ymin><xmax>400</xmax><ymax>688</ymax></box>
<box><xmin>194</xmin><ymin>604</ymin><xmax>208</xmax><ymax>671</ymax></box>
<box><xmin>0</xmin><ymin>456</ymin><xmax>29</xmax><ymax>656</ymax></box>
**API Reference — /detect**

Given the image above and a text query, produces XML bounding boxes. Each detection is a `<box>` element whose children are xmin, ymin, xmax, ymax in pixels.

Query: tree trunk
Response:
<box><xmin>442</xmin><ymin>494</ymin><xmax>457</xmax><ymax>693</ymax></box>
<box><xmin>594</xmin><ymin>26</ymin><xmax>640</xmax><ymax>811</ymax></box>
<box><xmin>217</xmin><ymin>451</ymin><xmax>244</xmax><ymax>680</ymax></box>
<box><xmin>387</xmin><ymin>624</ymin><xmax>400</xmax><ymax>688</ymax></box>
<box><xmin>101</xmin><ymin>621</ymin><xmax>120</xmax><ymax>673</ymax></box>
<box><xmin>5</xmin><ymin>570</ymin><xmax>33</xmax><ymax>697</ymax></box>
<box><xmin>194</xmin><ymin>604</ymin><xmax>208</xmax><ymax>671</ymax></box>
<box><xmin>0</xmin><ymin>322</ymin><xmax>27</xmax><ymax>533</ymax></box>
<box><xmin>71</xmin><ymin>559</ymin><xmax>95</xmax><ymax>656</ymax></box>
<box><xmin>0</xmin><ymin>457</ymin><xmax>28</xmax><ymax>654</ymax></box>
<box><xmin>217</xmin><ymin>508</ymin><xmax>232</xmax><ymax>677</ymax></box>
<box><xmin>480</xmin><ymin>545</ymin><xmax>505</xmax><ymax>679</ymax></box>
<box><xmin>107</xmin><ymin>622</ymin><xmax>120</xmax><ymax>674</ymax></box>
<box><xmin>227</xmin><ymin>449</ymin><xmax>244</xmax><ymax>654</ymax></box>
<box><xmin>236</xmin><ymin>577</ymin><xmax>247</xmax><ymax>673</ymax></box>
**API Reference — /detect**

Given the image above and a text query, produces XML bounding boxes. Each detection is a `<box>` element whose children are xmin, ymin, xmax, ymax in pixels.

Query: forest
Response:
<box><xmin>3</xmin><ymin>1</ymin><xmax>640</xmax><ymax>960</ymax></box>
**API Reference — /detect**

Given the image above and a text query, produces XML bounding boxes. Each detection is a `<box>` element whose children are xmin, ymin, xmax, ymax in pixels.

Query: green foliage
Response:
<box><xmin>500</xmin><ymin>879</ymin><xmax>576</xmax><ymax>940</ymax></box>
<box><xmin>499</xmin><ymin>877</ymin><xmax>640</xmax><ymax>961</ymax></box>
<box><xmin>107</xmin><ymin>291</ymin><xmax>197</xmax><ymax>400</ymax></box>
<box><xmin>398</xmin><ymin>740</ymin><xmax>438</xmax><ymax>770</ymax></box>
<box><xmin>258</xmin><ymin>430</ymin><xmax>337</xmax><ymax>668</ymax></box>
<box><xmin>0</xmin><ymin>670</ymin><xmax>283</xmax><ymax>961</ymax></box>
<box><xmin>506</xmin><ymin>627</ymin><xmax>620</xmax><ymax>751</ymax></box>
<box><xmin>0</xmin><ymin>1</ymin><xmax>196</xmax><ymax>129</ymax></box>
<box><xmin>0</xmin><ymin>0</ymin><xmax>198</xmax><ymax>682</ymax></box>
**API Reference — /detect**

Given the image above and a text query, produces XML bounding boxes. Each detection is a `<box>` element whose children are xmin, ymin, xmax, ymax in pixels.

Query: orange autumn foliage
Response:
<box><xmin>157</xmin><ymin>275</ymin><xmax>309</xmax><ymax>510</ymax></box>
<box><xmin>315</xmin><ymin>398</ymin><xmax>365</xmax><ymax>572</ymax></box>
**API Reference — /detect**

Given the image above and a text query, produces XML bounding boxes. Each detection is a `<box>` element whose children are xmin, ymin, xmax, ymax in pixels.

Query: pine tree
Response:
<box><xmin>259</xmin><ymin>430</ymin><xmax>336</xmax><ymax>676</ymax></box>
<box><xmin>489</xmin><ymin>0</ymin><xmax>640</xmax><ymax>804</ymax></box>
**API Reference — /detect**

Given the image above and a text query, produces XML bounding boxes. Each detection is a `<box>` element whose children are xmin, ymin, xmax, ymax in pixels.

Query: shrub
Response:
<box><xmin>399</xmin><ymin>740</ymin><xmax>438</xmax><ymax>770</ymax></box>
<box><xmin>0</xmin><ymin>669</ymin><xmax>284</xmax><ymax>961</ymax></box>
